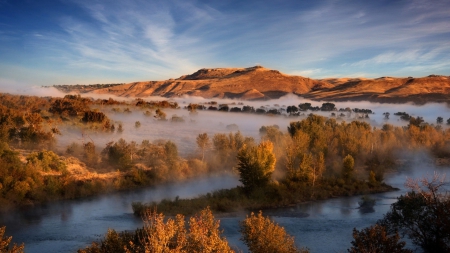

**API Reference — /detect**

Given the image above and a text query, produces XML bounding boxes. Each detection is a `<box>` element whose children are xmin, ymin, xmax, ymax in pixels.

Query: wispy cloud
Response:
<box><xmin>52</xmin><ymin>0</ymin><xmax>226</xmax><ymax>81</ymax></box>
<box><xmin>0</xmin><ymin>0</ymin><xmax>449</xmax><ymax>85</ymax></box>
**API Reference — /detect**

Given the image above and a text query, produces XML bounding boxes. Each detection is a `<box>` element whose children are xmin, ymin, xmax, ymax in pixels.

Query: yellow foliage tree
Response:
<box><xmin>236</xmin><ymin>141</ymin><xmax>276</xmax><ymax>193</ymax></box>
<box><xmin>0</xmin><ymin>226</ymin><xmax>24</xmax><ymax>253</ymax></box>
<box><xmin>240</xmin><ymin>211</ymin><xmax>309</xmax><ymax>253</ymax></box>
<box><xmin>141</xmin><ymin>207</ymin><xmax>233</xmax><ymax>253</ymax></box>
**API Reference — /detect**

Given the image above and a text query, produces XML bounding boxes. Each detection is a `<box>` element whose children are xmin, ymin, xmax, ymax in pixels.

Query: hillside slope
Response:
<box><xmin>55</xmin><ymin>66</ymin><xmax>450</xmax><ymax>103</ymax></box>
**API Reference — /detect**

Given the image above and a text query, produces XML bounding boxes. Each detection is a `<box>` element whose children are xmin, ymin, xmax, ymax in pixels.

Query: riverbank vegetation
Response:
<box><xmin>77</xmin><ymin>207</ymin><xmax>309</xmax><ymax>253</ymax></box>
<box><xmin>133</xmin><ymin>112</ymin><xmax>448</xmax><ymax>215</ymax></box>
<box><xmin>1</xmin><ymin>91</ymin><xmax>450</xmax><ymax>210</ymax></box>
<box><xmin>1</xmin><ymin>92</ymin><xmax>450</xmax><ymax>252</ymax></box>
<box><xmin>5</xmin><ymin>175</ymin><xmax>446</xmax><ymax>253</ymax></box>
<box><xmin>76</xmin><ymin>174</ymin><xmax>448</xmax><ymax>252</ymax></box>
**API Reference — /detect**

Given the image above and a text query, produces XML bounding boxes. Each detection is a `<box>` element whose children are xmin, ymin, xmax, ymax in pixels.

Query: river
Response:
<box><xmin>1</xmin><ymin>163</ymin><xmax>448</xmax><ymax>253</ymax></box>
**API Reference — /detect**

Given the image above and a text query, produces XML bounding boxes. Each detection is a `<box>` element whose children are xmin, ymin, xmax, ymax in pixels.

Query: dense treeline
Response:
<box><xmin>134</xmin><ymin>114</ymin><xmax>450</xmax><ymax>215</ymax></box>
<box><xmin>0</xmin><ymin>93</ymin><xmax>216</xmax><ymax>207</ymax></box>
<box><xmin>2</xmin><ymin>92</ymin><xmax>450</xmax><ymax>211</ymax></box>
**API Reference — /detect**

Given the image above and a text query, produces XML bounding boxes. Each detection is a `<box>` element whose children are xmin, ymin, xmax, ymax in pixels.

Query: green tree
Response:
<box><xmin>236</xmin><ymin>141</ymin><xmax>276</xmax><ymax>193</ymax></box>
<box><xmin>240</xmin><ymin>211</ymin><xmax>308</xmax><ymax>253</ymax></box>
<box><xmin>348</xmin><ymin>225</ymin><xmax>412</xmax><ymax>253</ymax></box>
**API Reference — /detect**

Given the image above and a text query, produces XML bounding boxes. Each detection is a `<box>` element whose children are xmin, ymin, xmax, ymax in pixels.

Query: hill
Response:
<box><xmin>54</xmin><ymin>66</ymin><xmax>450</xmax><ymax>103</ymax></box>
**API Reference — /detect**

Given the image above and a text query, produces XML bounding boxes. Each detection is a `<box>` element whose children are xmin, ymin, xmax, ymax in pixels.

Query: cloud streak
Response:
<box><xmin>0</xmin><ymin>0</ymin><xmax>449</xmax><ymax>88</ymax></box>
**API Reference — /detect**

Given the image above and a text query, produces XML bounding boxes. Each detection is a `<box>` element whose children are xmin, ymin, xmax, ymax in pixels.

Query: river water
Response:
<box><xmin>1</xmin><ymin>164</ymin><xmax>448</xmax><ymax>253</ymax></box>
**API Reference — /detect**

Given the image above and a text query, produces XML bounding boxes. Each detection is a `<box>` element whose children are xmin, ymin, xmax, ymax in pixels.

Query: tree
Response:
<box><xmin>196</xmin><ymin>133</ymin><xmax>210</xmax><ymax>162</ymax></box>
<box><xmin>298</xmin><ymin>103</ymin><xmax>311</xmax><ymax>111</ymax></box>
<box><xmin>342</xmin><ymin>154</ymin><xmax>355</xmax><ymax>181</ymax></box>
<box><xmin>408</xmin><ymin>116</ymin><xmax>424</xmax><ymax>128</ymax></box>
<box><xmin>287</xmin><ymin>106</ymin><xmax>298</xmax><ymax>115</ymax></box>
<box><xmin>437</xmin><ymin>116</ymin><xmax>443</xmax><ymax>124</ymax></box>
<box><xmin>320</xmin><ymin>102</ymin><xmax>336</xmax><ymax>111</ymax></box>
<box><xmin>236</xmin><ymin>141</ymin><xmax>276</xmax><ymax>193</ymax></box>
<box><xmin>311</xmin><ymin>152</ymin><xmax>325</xmax><ymax>187</ymax></box>
<box><xmin>348</xmin><ymin>225</ymin><xmax>412</xmax><ymax>253</ymax></box>
<box><xmin>83</xmin><ymin>142</ymin><xmax>97</xmax><ymax>166</ymax></box>
<box><xmin>378</xmin><ymin>173</ymin><xmax>450</xmax><ymax>253</ymax></box>
<box><xmin>103</xmin><ymin>139</ymin><xmax>134</xmax><ymax>170</ymax></box>
<box><xmin>155</xmin><ymin>109</ymin><xmax>166</xmax><ymax>120</ymax></box>
<box><xmin>142</xmin><ymin>207</ymin><xmax>233</xmax><ymax>253</ymax></box>
<box><xmin>187</xmin><ymin>207</ymin><xmax>234</xmax><ymax>253</ymax></box>
<box><xmin>240</xmin><ymin>211</ymin><xmax>309</xmax><ymax>253</ymax></box>
<box><xmin>0</xmin><ymin>226</ymin><xmax>24</xmax><ymax>253</ymax></box>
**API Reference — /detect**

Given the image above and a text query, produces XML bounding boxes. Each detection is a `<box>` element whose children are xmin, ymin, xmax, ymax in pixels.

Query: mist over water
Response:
<box><xmin>54</xmin><ymin>92</ymin><xmax>450</xmax><ymax>156</ymax></box>
<box><xmin>3</xmin><ymin>89</ymin><xmax>450</xmax><ymax>252</ymax></box>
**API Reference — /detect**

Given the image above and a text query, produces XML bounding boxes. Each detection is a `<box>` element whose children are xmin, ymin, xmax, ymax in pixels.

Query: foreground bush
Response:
<box><xmin>348</xmin><ymin>225</ymin><xmax>412</xmax><ymax>253</ymax></box>
<box><xmin>78</xmin><ymin>207</ymin><xmax>233</xmax><ymax>253</ymax></box>
<box><xmin>0</xmin><ymin>226</ymin><xmax>24</xmax><ymax>253</ymax></box>
<box><xmin>240</xmin><ymin>211</ymin><xmax>309</xmax><ymax>253</ymax></box>
<box><xmin>378</xmin><ymin>173</ymin><xmax>450</xmax><ymax>253</ymax></box>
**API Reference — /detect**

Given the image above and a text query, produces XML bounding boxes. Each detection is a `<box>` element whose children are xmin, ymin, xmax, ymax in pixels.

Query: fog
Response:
<box><xmin>52</xmin><ymin>92</ymin><xmax>450</xmax><ymax>156</ymax></box>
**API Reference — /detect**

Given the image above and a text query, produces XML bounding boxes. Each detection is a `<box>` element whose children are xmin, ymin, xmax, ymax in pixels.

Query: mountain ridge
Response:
<box><xmin>54</xmin><ymin>66</ymin><xmax>450</xmax><ymax>104</ymax></box>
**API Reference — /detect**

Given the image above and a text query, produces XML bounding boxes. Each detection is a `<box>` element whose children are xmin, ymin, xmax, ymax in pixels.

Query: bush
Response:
<box><xmin>348</xmin><ymin>225</ymin><xmax>412</xmax><ymax>253</ymax></box>
<box><xmin>240</xmin><ymin>211</ymin><xmax>308</xmax><ymax>253</ymax></box>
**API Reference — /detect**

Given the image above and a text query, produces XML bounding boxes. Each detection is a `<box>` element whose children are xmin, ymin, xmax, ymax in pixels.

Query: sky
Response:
<box><xmin>0</xmin><ymin>0</ymin><xmax>449</xmax><ymax>89</ymax></box>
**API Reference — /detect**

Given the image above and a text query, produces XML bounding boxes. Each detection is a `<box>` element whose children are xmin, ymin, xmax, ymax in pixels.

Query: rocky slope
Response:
<box><xmin>55</xmin><ymin>66</ymin><xmax>450</xmax><ymax>103</ymax></box>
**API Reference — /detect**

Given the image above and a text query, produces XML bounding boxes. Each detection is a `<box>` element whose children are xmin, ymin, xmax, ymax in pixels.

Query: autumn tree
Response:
<box><xmin>196</xmin><ymin>133</ymin><xmax>210</xmax><ymax>162</ymax></box>
<box><xmin>26</xmin><ymin>150</ymin><xmax>67</xmax><ymax>173</ymax></box>
<box><xmin>187</xmin><ymin>207</ymin><xmax>234</xmax><ymax>252</ymax></box>
<box><xmin>348</xmin><ymin>225</ymin><xmax>412</xmax><ymax>253</ymax></box>
<box><xmin>240</xmin><ymin>211</ymin><xmax>308</xmax><ymax>253</ymax></box>
<box><xmin>142</xmin><ymin>207</ymin><xmax>233</xmax><ymax>253</ymax></box>
<box><xmin>236</xmin><ymin>141</ymin><xmax>276</xmax><ymax>193</ymax></box>
<box><xmin>155</xmin><ymin>109</ymin><xmax>166</xmax><ymax>120</ymax></box>
<box><xmin>378</xmin><ymin>173</ymin><xmax>450</xmax><ymax>253</ymax></box>
<box><xmin>342</xmin><ymin>154</ymin><xmax>355</xmax><ymax>181</ymax></box>
<box><xmin>0</xmin><ymin>226</ymin><xmax>24</xmax><ymax>253</ymax></box>
<box><xmin>83</xmin><ymin>142</ymin><xmax>97</xmax><ymax>167</ymax></box>
<box><xmin>103</xmin><ymin>139</ymin><xmax>135</xmax><ymax>170</ymax></box>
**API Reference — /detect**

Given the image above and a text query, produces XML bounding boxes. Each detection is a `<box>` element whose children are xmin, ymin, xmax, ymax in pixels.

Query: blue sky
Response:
<box><xmin>0</xmin><ymin>0</ymin><xmax>449</xmax><ymax>88</ymax></box>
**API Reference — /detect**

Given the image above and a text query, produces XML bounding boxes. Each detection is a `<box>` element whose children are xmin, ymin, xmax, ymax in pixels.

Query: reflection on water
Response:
<box><xmin>1</xmin><ymin>164</ymin><xmax>448</xmax><ymax>253</ymax></box>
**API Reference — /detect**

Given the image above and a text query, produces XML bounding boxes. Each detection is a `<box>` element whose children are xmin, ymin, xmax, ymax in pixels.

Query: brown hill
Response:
<box><xmin>56</xmin><ymin>67</ymin><xmax>450</xmax><ymax>104</ymax></box>
<box><xmin>88</xmin><ymin>66</ymin><xmax>325</xmax><ymax>100</ymax></box>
